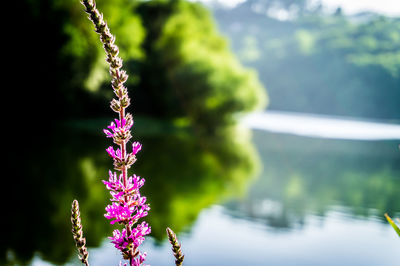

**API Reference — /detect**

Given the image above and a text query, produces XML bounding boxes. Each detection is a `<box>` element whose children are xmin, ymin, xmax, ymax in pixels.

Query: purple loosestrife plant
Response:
<box><xmin>72</xmin><ymin>1</ymin><xmax>186</xmax><ymax>264</ymax></box>
<box><xmin>79</xmin><ymin>0</ymin><xmax>150</xmax><ymax>265</ymax></box>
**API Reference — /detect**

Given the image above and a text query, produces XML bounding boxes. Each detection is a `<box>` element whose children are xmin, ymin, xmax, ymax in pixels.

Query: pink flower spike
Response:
<box><xmin>83</xmin><ymin>1</ymin><xmax>150</xmax><ymax>263</ymax></box>
<box><xmin>132</xmin><ymin>142</ymin><xmax>142</xmax><ymax>155</ymax></box>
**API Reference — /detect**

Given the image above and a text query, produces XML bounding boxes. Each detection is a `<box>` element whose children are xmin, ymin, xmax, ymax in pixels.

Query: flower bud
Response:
<box><xmin>125</xmin><ymin>113</ymin><xmax>134</xmax><ymax>128</ymax></box>
<box><xmin>110</xmin><ymin>99</ymin><xmax>121</xmax><ymax>113</ymax></box>
<box><xmin>120</xmin><ymin>96</ymin><xmax>130</xmax><ymax>108</ymax></box>
<box><xmin>110</xmin><ymin>57</ymin><xmax>123</xmax><ymax>69</ymax></box>
<box><xmin>118</xmin><ymin>70</ymin><xmax>128</xmax><ymax>84</ymax></box>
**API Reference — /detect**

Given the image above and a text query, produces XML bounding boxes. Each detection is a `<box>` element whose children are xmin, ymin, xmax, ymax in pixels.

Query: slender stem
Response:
<box><xmin>118</xmin><ymin>108</ymin><xmax>135</xmax><ymax>265</ymax></box>
<box><xmin>120</xmin><ymin>113</ymin><xmax>127</xmax><ymax>186</ymax></box>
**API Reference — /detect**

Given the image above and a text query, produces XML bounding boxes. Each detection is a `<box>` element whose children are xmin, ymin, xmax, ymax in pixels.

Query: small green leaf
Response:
<box><xmin>385</xmin><ymin>213</ymin><xmax>400</xmax><ymax>237</ymax></box>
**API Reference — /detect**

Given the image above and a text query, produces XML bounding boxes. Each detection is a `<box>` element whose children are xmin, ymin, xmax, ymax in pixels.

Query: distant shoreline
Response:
<box><xmin>242</xmin><ymin>110</ymin><xmax>400</xmax><ymax>140</ymax></box>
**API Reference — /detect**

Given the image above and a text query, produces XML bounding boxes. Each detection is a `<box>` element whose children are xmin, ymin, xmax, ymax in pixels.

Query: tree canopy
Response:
<box><xmin>213</xmin><ymin>2</ymin><xmax>400</xmax><ymax>120</ymax></box>
<box><xmin>132</xmin><ymin>0</ymin><xmax>267</xmax><ymax>134</ymax></box>
<box><xmin>16</xmin><ymin>0</ymin><xmax>267</xmax><ymax>135</ymax></box>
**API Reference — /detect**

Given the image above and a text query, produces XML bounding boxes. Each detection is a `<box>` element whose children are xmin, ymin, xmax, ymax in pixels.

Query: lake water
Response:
<box><xmin>242</xmin><ymin>111</ymin><xmax>400</xmax><ymax>140</ymax></box>
<box><xmin>11</xmin><ymin>112</ymin><xmax>399</xmax><ymax>266</ymax></box>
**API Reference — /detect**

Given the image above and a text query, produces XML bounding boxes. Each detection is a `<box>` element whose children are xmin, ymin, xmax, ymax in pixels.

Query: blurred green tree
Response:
<box><xmin>132</xmin><ymin>0</ymin><xmax>267</xmax><ymax>135</ymax></box>
<box><xmin>16</xmin><ymin>0</ymin><xmax>267</xmax><ymax>135</ymax></box>
<box><xmin>2</xmin><ymin>119</ymin><xmax>260</xmax><ymax>265</ymax></box>
<box><xmin>214</xmin><ymin>3</ymin><xmax>400</xmax><ymax>120</ymax></box>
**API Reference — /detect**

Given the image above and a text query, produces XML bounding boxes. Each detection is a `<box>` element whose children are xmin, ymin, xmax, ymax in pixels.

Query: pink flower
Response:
<box><xmin>129</xmin><ymin>222</ymin><xmax>151</xmax><ymax>248</ymax></box>
<box><xmin>129</xmin><ymin>200</ymin><xmax>150</xmax><ymax>223</ymax></box>
<box><xmin>102</xmin><ymin>171</ymin><xmax>121</xmax><ymax>191</ymax></box>
<box><xmin>132</xmin><ymin>142</ymin><xmax>142</xmax><ymax>155</ymax></box>
<box><xmin>108</xmin><ymin>223</ymin><xmax>151</xmax><ymax>257</ymax></box>
<box><xmin>132</xmin><ymin>252</ymin><xmax>147</xmax><ymax>266</ymax></box>
<box><xmin>104</xmin><ymin>118</ymin><xmax>133</xmax><ymax>138</ymax></box>
<box><xmin>105</xmin><ymin>202</ymin><xmax>134</xmax><ymax>224</ymax></box>
<box><xmin>106</xmin><ymin>146</ymin><xmax>123</xmax><ymax>160</ymax></box>
<box><xmin>103</xmin><ymin>171</ymin><xmax>146</xmax><ymax>198</ymax></box>
<box><xmin>106</xmin><ymin>143</ymin><xmax>142</xmax><ymax>161</ymax></box>
<box><xmin>109</xmin><ymin>229</ymin><xmax>129</xmax><ymax>250</ymax></box>
<box><xmin>104</xmin><ymin>194</ymin><xmax>150</xmax><ymax>225</ymax></box>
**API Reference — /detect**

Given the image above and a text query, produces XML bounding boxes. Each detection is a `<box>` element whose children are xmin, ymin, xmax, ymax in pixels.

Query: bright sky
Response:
<box><xmin>193</xmin><ymin>0</ymin><xmax>400</xmax><ymax>16</ymax></box>
<box><xmin>190</xmin><ymin>0</ymin><xmax>245</xmax><ymax>8</ymax></box>
<box><xmin>316</xmin><ymin>0</ymin><xmax>400</xmax><ymax>16</ymax></box>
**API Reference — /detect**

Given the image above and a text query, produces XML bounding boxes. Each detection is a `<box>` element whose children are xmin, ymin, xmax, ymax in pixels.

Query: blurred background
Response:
<box><xmin>3</xmin><ymin>0</ymin><xmax>400</xmax><ymax>265</ymax></box>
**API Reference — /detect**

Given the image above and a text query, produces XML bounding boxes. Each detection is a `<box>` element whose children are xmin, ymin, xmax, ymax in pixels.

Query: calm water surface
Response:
<box><xmin>12</xmin><ymin>112</ymin><xmax>400</xmax><ymax>266</ymax></box>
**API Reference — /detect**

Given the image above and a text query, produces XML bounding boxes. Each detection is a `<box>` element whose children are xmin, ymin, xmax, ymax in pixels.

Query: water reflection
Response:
<box><xmin>2</xmin><ymin>120</ymin><xmax>260</xmax><ymax>265</ymax></box>
<box><xmin>224</xmin><ymin>130</ymin><xmax>400</xmax><ymax>230</ymax></box>
<box><xmin>4</xmin><ymin>123</ymin><xmax>111</xmax><ymax>265</ymax></box>
<box><xmin>137</xmin><ymin>127</ymin><xmax>261</xmax><ymax>241</ymax></box>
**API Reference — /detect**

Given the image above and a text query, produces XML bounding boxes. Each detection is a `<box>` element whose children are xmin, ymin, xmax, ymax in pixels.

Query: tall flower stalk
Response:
<box><xmin>71</xmin><ymin>200</ymin><xmax>90</xmax><ymax>266</ymax></box>
<box><xmin>80</xmin><ymin>0</ymin><xmax>150</xmax><ymax>265</ymax></box>
<box><xmin>166</xmin><ymin>228</ymin><xmax>184</xmax><ymax>266</ymax></box>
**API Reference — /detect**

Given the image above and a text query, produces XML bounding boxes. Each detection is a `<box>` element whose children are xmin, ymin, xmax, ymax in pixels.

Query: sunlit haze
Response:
<box><xmin>194</xmin><ymin>0</ymin><xmax>400</xmax><ymax>16</ymax></box>
<box><xmin>314</xmin><ymin>0</ymin><xmax>400</xmax><ymax>16</ymax></box>
<box><xmin>190</xmin><ymin>0</ymin><xmax>246</xmax><ymax>8</ymax></box>
<box><xmin>243</xmin><ymin>111</ymin><xmax>400</xmax><ymax>140</ymax></box>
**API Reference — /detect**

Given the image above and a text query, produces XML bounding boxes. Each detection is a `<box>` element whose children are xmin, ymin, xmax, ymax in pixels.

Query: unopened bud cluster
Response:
<box><xmin>81</xmin><ymin>0</ymin><xmax>130</xmax><ymax>114</ymax></box>
<box><xmin>71</xmin><ymin>200</ymin><xmax>89</xmax><ymax>266</ymax></box>
<box><xmin>104</xmin><ymin>115</ymin><xmax>134</xmax><ymax>145</ymax></box>
<box><xmin>166</xmin><ymin>227</ymin><xmax>185</xmax><ymax>266</ymax></box>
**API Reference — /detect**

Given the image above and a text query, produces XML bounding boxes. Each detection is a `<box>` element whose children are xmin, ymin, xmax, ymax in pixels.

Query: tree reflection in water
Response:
<box><xmin>5</xmin><ymin>119</ymin><xmax>398</xmax><ymax>265</ymax></box>
<box><xmin>224</xmin><ymin>131</ymin><xmax>400</xmax><ymax>230</ymax></box>
<box><xmin>2</xmin><ymin>120</ymin><xmax>260</xmax><ymax>265</ymax></box>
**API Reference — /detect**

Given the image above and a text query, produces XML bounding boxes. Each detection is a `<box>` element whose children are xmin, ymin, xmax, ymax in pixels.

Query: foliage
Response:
<box><xmin>213</xmin><ymin>3</ymin><xmax>400</xmax><ymax>119</ymax></box>
<box><xmin>384</xmin><ymin>213</ymin><xmax>400</xmax><ymax>237</ymax></box>
<box><xmin>132</xmin><ymin>0</ymin><xmax>267</xmax><ymax>135</ymax></box>
<box><xmin>16</xmin><ymin>0</ymin><xmax>267</xmax><ymax>134</ymax></box>
<box><xmin>6</xmin><ymin>1</ymin><xmax>266</xmax><ymax>263</ymax></box>
<box><xmin>225</xmin><ymin>130</ymin><xmax>400</xmax><ymax>229</ymax></box>
<box><xmin>2</xmin><ymin>121</ymin><xmax>259</xmax><ymax>265</ymax></box>
<box><xmin>14</xmin><ymin>0</ymin><xmax>144</xmax><ymax>122</ymax></box>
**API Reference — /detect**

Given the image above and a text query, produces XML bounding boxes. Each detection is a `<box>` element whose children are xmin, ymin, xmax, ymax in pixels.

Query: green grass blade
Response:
<box><xmin>385</xmin><ymin>213</ymin><xmax>400</xmax><ymax>237</ymax></box>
